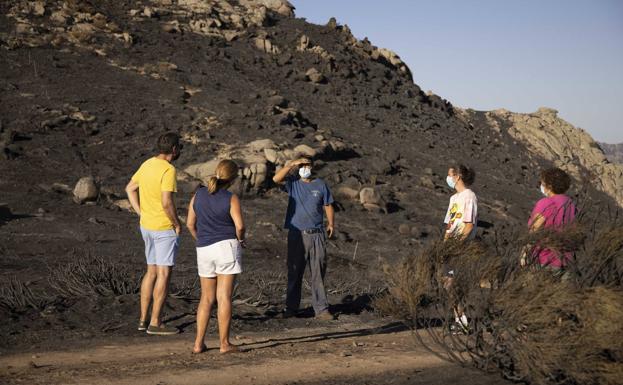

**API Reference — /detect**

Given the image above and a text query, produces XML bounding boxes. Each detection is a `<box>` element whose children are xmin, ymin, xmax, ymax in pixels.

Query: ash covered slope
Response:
<box><xmin>0</xmin><ymin>0</ymin><xmax>615</xmax><ymax>244</ymax></box>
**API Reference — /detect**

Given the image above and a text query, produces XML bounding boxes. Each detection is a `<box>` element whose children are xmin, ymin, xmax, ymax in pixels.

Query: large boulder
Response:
<box><xmin>293</xmin><ymin>144</ymin><xmax>316</xmax><ymax>158</ymax></box>
<box><xmin>73</xmin><ymin>177</ymin><xmax>99</xmax><ymax>204</ymax></box>
<box><xmin>264</xmin><ymin>148</ymin><xmax>279</xmax><ymax>163</ymax></box>
<box><xmin>335</xmin><ymin>186</ymin><xmax>360</xmax><ymax>201</ymax></box>
<box><xmin>243</xmin><ymin>162</ymin><xmax>268</xmax><ymax>188</ymax></box>
<box><xmin>247</xmin><ymin>138</ymin><xmax>276</xmax><ymax>152</ymax></box>
<box><xmin>254</xmin><ymin>37</ymin><xmax>280</xmax><ymax>54</ymax></box>
<box><xmin>184</xmin><ymin>159</ymin><xmax>220</xmax><ymax>183</ymax></box>
<box><xmin>112</xmin><ymin>199</ymin><xmax>134</xmax><ymax>213</ymax></box>
<box><xmin>305</xmin><ymin>68</ymin><xmax>325</xmax><ymax>84</ymax></box>
<box><xmin>240</xmin><ymin>0</ymin><xmax>294</xmax><ymax>17</ymax></box>
<box><xmin>359</xmin><ymin>187</ymin><xmax>386</xmax><ymax>212</ymax></box>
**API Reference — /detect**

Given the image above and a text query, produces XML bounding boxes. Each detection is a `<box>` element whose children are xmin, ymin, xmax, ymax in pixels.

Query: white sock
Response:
<box><xmin>459</xmin><ymin>314</ymin><xmax>468</xmax><ymax>326</ymax></box>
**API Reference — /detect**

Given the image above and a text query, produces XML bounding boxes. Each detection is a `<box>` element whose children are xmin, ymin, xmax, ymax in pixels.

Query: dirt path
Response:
<box><xmin>0</xmin><ymin>321</ymin><xmax>510</xmax><ymax>385</ymax></box>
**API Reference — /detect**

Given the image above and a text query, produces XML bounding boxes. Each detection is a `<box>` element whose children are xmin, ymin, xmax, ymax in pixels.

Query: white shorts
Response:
<box><xmin>197</xmin><ymin>239</ymin><xmax>243</xmax><ymax>278</ymax></box>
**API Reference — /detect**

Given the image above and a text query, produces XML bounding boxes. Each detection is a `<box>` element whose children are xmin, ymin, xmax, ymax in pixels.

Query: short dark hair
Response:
<box><xmin>451</xmin><ymin>164</ymin><xmax>475</xmax><ymax>186</ymax></box>
<box><xmin>540</xmin><ymin>167</ymin><xmax>571</xmax><ymax>194</ymax></box>
<box><xmin>157</xmin><ymin>132</ymin><xmax>180</xmax><ymax>154</ymax></box>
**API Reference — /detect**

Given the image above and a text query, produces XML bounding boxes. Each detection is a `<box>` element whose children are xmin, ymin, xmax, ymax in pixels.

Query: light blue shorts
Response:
<box><xmin>140</xmin><ymin>227</ymin><xmax>179</xmax><ymax>266</ymax></box>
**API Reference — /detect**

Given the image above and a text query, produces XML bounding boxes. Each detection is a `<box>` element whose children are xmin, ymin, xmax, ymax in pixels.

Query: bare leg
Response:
<box><xmin>216</xmin><ymin>274</ymin><xmax>237</xmax><ymax>353</ymax></box>
<box><xmin>193</xmin><ymin>277</ymin><xmax>217</xmax><ymax>353</ymax></box>
<box><xmin>150</xmin><ymin>265</ymin><xmax>172</xmax><ymax>327</ymax></box>
<box><xmin>140</xmin><ymin>265</ymin><xmax>157</xmax><ymax>322</ymax></box>
<box><xmin>444</xmin><ymin>276</ymin><xmax>467</xmax><ymax>326</ymax></box>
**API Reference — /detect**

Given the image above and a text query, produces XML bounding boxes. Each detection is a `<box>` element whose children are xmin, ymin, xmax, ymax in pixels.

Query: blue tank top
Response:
<box><xmin>193</xmin><ymin>187</ymin><xmax>236</xmax><ymax>247</ymax></box>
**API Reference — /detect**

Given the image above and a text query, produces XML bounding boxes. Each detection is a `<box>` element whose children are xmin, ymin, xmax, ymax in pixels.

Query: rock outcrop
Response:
<box><xmin>184</xmin><ymin>135</ymin><xmax>354</xmax><ymax>191</ymax></box>
<box><xmin>599</xmin><ymin>142</ymin><xmax>623</xmax><ymax>164</ymax></box>
<box><xmin>459</xmin><ymin>107</ymin><xmax>623</xmax><ymax>207</ymax></box>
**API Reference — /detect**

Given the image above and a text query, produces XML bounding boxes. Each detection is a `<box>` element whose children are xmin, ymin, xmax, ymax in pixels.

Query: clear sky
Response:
<box><xmin>290</xmin><ymin>0</ymin><xmax>623</xmax><ymax>143</ymax></box>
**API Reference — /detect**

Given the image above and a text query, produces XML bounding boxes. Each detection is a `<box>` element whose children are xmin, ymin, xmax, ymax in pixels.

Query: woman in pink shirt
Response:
<box><xmin>525</xmin><ymin>168</ymin><xmax>576</xmax><ymax>269</ymax></box>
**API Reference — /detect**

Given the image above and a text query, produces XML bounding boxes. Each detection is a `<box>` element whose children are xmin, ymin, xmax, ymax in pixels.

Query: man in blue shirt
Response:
<box><xmin>273</xmin><ymin>157</ymin><xmax>335</xmax><ymax>320</ymax></box>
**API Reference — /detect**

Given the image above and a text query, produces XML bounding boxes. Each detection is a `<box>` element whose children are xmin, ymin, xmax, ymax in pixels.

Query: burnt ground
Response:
<box><xmin>0</xmin><ymin>1</ymin><xmax>616</xmax><ymax>383</ymax></box>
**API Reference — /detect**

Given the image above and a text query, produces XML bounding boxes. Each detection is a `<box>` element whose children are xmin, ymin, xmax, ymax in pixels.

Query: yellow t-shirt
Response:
<box><xmin>131</xmin><ymin>157</ymin><xmax>177</xmax><ymax>231</ymax></box>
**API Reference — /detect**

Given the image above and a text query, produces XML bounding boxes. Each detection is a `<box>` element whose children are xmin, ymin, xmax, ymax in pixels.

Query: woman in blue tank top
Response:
<box><xmin>186</xmin><ymin>159</ymin><xmax>245</xmax><ymax>354</ymax></box>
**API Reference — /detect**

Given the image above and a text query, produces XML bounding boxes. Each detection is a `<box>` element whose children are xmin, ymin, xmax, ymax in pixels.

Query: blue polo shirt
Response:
<box><xmin>283</xmin><ymin>176</ymin><xmax>334</xmax><ymax>231</ymax></box>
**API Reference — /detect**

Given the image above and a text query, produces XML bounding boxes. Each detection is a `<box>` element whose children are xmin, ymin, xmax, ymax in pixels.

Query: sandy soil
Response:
<box><xmin>0</xmin><ymin>320</ymin><xmax>511</xmax><ymax>385</ymax></box>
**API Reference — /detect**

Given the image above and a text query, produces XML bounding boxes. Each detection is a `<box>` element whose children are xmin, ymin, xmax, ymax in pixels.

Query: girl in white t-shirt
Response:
<box><xmin>443</xmin><ymin>164</ymin><xmax>477</xmax><ymax>334</ymax></box>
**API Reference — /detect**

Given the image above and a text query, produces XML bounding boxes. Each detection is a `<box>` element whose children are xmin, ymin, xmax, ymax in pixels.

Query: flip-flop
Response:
<box><xmin>192</xmin><ymin>344</ymin><xmax>208</xmax><ymax>354</ymax></box>
<box><xmin>219</xmin><ymin>345</ymin><xmax>240</xmax><ymax>354</ymax></box>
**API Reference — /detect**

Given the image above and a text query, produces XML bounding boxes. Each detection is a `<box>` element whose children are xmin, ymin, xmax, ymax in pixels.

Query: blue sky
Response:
<box><xmin>290</xmin><ymin>0</ymin><xmax>623</xmax><ymax>143</ymax></box>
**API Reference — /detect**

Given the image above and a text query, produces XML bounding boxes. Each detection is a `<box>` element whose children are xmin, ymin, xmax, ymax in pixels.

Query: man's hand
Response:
<box><xmin>175</xmin><ymin>224</ymin><xmax>182</xmax><ymax>236</ymax></box>
<box><xmin>326</xmin><ymin>225</ymin><xmax>334</xmax><ymax>239</ymax></box>
<box><xmin>125</xmin><ymin>180</ymin><xmax>141</xmax><ymax>215</ymax></box>
<box><xmin>288</xmin><ymin>158</ymin><xmax>310</xmax><ymax>167</ymax></box>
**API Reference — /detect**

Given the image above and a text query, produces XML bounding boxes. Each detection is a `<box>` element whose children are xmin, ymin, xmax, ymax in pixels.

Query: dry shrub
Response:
<box><xmin>489</xmin><ymin>273</ymin><xmax>623</xmax><ymax>384</ymax></box>
<box><xmin>235</xmin><ymin>271</ymin><xmax>286</xmax><ymax>306</ymax></box>
<box><xmin>574</xmin><ymin>225</ymin><xmax>623</xmax><ymax>287</ymax></box>
<box><xmin>378</xmin><ymin>215</ymin><xmax>623</xmax><ymax>385</ymax></box>
<box><xmin>169</xmin><ymin>276</ymin><xmax>200</xmax><ymax>299</ymax></box>
<box><xmin>0</xmin><ymin>276</ymin><xmax>48</xmax><ymax>313</ymax></box>
<box><xmin>48</xmin><ymin>255</ymin><xmax>140</xmax><ymax>298</ymax></box>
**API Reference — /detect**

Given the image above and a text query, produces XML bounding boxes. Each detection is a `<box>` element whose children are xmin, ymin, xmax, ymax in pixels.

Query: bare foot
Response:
<box><xmin>192</xmin><ymin>344</ymin><xmax>208</xmax><ymax>354</ymax></box>
<box><xmin>219</xmin><ymin>344</ymin><xmax>240</xmax><ymax>354</ymax></box>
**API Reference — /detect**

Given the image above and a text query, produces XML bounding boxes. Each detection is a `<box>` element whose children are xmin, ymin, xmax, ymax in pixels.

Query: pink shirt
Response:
<box><xmin>528</xmin><ymin>194</ymin><xmax>576</xmax><ymax>268</ymax></box>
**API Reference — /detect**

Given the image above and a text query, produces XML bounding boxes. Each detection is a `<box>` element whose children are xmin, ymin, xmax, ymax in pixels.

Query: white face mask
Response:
<box><xmin>299</xmin><ymin>166</ymin><xmax>312</xmax><ymax>179</ymax></box>
<box><xmin>446</xmin><ymin>175</ymin><xmax>456</xmax><ymax>189</ymax></box>
<box><xmin>540</xmin><ymin>184</ymin><xmax>547</xmax><ymax>196</ymax></box>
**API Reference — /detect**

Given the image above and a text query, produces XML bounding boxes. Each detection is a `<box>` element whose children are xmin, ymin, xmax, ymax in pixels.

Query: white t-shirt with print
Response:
<box><xmin>444</xmin><ymin>189</ymin><xmax>478</xmax><ymax>239</ymax></box>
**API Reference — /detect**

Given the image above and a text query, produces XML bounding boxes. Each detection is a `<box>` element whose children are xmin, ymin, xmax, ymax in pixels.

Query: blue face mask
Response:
<box><xmin>446</xmin><ymin>175</ymin><xmax>456</xmax><ymax>189</ymax></box>
<box><xmin>540</xmin><ymin>184</ymin><xmax>547</xmax><ymax>196</ymax></box>
<box><xmin>299</xmin><ymin>167</ymin><xmax>312</xmax><ymax>179</ymax></box>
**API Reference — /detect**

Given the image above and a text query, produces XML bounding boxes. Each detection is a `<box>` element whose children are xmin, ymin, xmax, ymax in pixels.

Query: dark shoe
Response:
<box><xmin>281</xmin><ymin>308</ymin><xmax>297</xmax><ymax>319</ymax></box>
<box><xmin>138</xmin><ymin>320</ymin><xmax>148</xmax><ymax>331</ymax></box>
<box><xmin>315</xmin><ymin>311</ymin><xmax>334</xmax><ymax>321</ymax></box>
<box><xmin>146</xmin><ymin>324</ymin><xmax>179</xmax><ymax>335</ymax></box>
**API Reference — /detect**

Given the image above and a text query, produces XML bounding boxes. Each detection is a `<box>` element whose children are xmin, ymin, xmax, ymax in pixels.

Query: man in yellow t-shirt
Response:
<box><xmin>126</xmin><ymin>132</ymin><xmax>183</xmax><ymax>336</ymax></box>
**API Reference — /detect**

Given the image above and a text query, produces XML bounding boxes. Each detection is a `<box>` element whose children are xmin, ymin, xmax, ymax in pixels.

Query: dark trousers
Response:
<box><xmin>286</xmin><ymin>230</ymin><xmax>329</xmax><ymax>315</ymax></box>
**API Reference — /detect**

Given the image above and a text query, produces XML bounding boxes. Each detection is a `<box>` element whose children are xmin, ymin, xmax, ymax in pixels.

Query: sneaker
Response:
<box><xmin>315</xmin><ymin>311</ymin><xmax>334</xmax><ymax>321</ymax></box>
<box><xmin>449</xmin><ymin>321</ymin><xmax>470</xmax><ymax>335</ymax></box>
<box><xmin>137</xmin><ymin>320</ymin><xmax>148</xmax><ymax>331</ymax></box>
<box><xmin>146</xmin><ymin>324</ymin><xmax>179</xmax><ymax>335</ymax></box>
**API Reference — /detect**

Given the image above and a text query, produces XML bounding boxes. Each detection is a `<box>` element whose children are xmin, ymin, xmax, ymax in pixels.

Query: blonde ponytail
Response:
<box><xmin>207</xmin><ymin>176</ymin><xmax>219</xmax><ymax>194</ymax></box>
<box><xmin>208</xmin><ymin>160</ymin><xmax>239</xmax><ymax>194</ymax></box>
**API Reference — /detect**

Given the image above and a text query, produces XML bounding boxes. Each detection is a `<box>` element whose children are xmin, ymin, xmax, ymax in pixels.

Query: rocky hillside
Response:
<box><xmin>2</xmin><ymin>0</ymin><xmax>622</xmax><ymax>355</ymax></box>
<box><xmin>459</xmin><ymin>107</ymin><xmax>623</xmax><ymax>207</ymax></box>
<box><xmin>599</xmin><ymin>142</ymin><xmax>623</xmax><ymax>164</ymax></box>
<box><xmin>0</xmin><ymin>0</ymin><xmax>618</xmax><ymax>261</ymax></box>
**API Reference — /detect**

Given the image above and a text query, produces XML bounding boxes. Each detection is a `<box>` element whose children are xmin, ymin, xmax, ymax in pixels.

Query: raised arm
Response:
<box><xmin>186</xmin><ymin>194</ymin><xmax>198</xmax><ymax>241</ymax></box>
<box><xmin>273</xmin><ymin>158</ymin><xmax>307</xmax><ymax>184</ymax></box>
<box><xmin>125</xmin><ymin>180</ymin><xmax>141</xmax><ymax>215</ymax></box>
<box><xmin>162</xmin><ymin>191</ymin><xmax>182</xmax><ymax>235</ymax></box>
<box><xmin>230</xmin><ymin>194</ymin><xmax>246</xmax><ymax>242</ymax></box>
